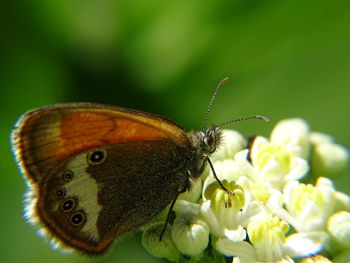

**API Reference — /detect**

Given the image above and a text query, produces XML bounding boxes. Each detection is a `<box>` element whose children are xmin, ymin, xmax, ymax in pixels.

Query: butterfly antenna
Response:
<box><xmin>203</xmin><ymin>77</ymin><xmax>229</xmax><ymax>130</ymax></box>
<box><xmin>218</xmin><ymin>115</ymin><xmax>270</xmax><ymax>128</ymax></box>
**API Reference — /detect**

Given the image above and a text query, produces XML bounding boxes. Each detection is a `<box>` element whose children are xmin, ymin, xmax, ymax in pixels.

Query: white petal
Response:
<box><xmin>327</xmin><ymin>211</ymin><xmax>350</xmax><ymax>248</ymax></box>
<box><xmin>267</xmin><ymin>188</ymin><xmax>284</xmax><ymax>207</ymax></box>
<box><xmin>270</xmin><ymin>118</ymin><xmax>310</xmax><ymax>159</ymax></box>
<box><xmin>250</xmin><ymin>136</ymin><xmax>269</xmax><ymax>163</ymax></box>
<box><xmin>311</xmin><ymin>142</ymin><xmax>349</xmax><ymax>178</ymax></box>
<box><xmin>216</xmin><ymin>238</ymin><xmax>256</xmax><ymax>261</ymax></box>
<box><xmin>309</xmin><ymin>132</ymin><xmax>334</xmax><ymax>145</ymax></box>
<box><xmin>285</xmin><ymin>157</ymin><xmax>309</xmax><ymax>182</ymax></box>
<box><xmin>174</xmin><ymin>200</ymin><xmax>200</xmax><ymax>215</ymax></box>
<box><xmin>236</xmin><ymin>176</ymin><xmax>254</xmax><ymax>210</ymax></box>
<box><xmin>283</xmin><ymin>180</ymin><xmax>300</xmax><ymax>205</ymax></box>
<box><xmin>202</xmin><ymin>158</ymin><xmax>250</xmax><ymax>198</ymax></box>
<box><xmin>199</xmin><ymin>201</ymin><xmax>223</xmax><ymax>236</ymax></box>
<box><xmin>296</xmin><ymin>200</ymin><xmax>324</xmax><ymax>232</ymax></box>
<box><xmin>267</xmin><ymin>205</ymin><xmax>300</xmax><ymax>231</ymax></box>
<box><xmin>212</xmin><ymin>159</ymin><xmax>242</xmax><ymax>182</ymax></box>
<box><xmin>334</xmin><ymin>191</ymin><xmax>350</xmax><ymax>211</ymax></box>
<box><xmin>235</xmin><ymin>149</ymin><xmax>250</xmax><ymax>161</ymax></box>
<box><xmin>239</xmin><ymin>201</ymin><xmax>265</xmax><ymax>227</ymax></box>
<box><xmin>211</xmin><ymin>129</ymin><xmax>247</xmax><ymax>161</ymax></box>
<box><xmin>259</xmin><ymin>158</ymin><xmax>286</xmax><ymax>189</ymax></box>
<box><xmin>315</xmin><ymin>177</ymin><xmax>335</xmax><ymax>190</ymax></box>
<box><xmin>177</xmin><ymin>177</ymin><xmax>202</xmax><ymax>203</ymax></box>
<box><xmin>284</xmin><ymin>232</ymin><xmax>326</xmax><ymax>258</ymax></box>
<box><xmin>224</xmin><ymin>226</ymin><xmax>246</xmax><ymax>241</ymax></box>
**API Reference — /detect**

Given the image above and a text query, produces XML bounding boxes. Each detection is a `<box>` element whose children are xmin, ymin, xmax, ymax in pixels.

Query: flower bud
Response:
<box><xmin>300</xmin><ymin>255</ymin><xmax>332</xmax><ymax>263</ymax></box>
<box><xmin>178</xmin><ymin>177</ymin><xmax>202</xmax><ymax>203</ymax></box>
<box><xmin>270</xmin><ymin>118</ymin><xmax>310</xmax><ymax>159</ymax></box>
<box><xmin>171</xmin><ymin>214</ymin><xmax>209</xmax><ymax>256</ymax></box>
<box><xmin>327</xmin><ymin>211</ymin><xmax>350</xmax><ymax>249</ymax></box>
<box><xmin>311</xmin><ymin>142</ymin><xmax>348</xmax><ymax>178</ymax></box>
<box><xmin>211</xmin><ymin>129</ymin><xmax>247</xmax><ymax>161</ymax></box>
<box><xmin>142</xmin><ymin>222</ymin><xmax>180</xmax><ymax>261</ymax></box>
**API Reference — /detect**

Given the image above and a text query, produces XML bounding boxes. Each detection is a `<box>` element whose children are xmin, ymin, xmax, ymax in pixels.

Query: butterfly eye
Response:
<box><xmin>88</xmin><ymin>150</ymin><xmax>106</xmax><ymax>165</ymax></box>
<box><xmin>63</xmin><ymin>170</ymin><xmax>74</xmax><ymax>181</ymax></box>
<box><xmin>205</xmin><ymin>135</ymin><xmax>214</xmax><ymax>147</ymax></box>
<box><xmin>56</xmin><ymin>189</ymin><xmax>65</xmax><ymax>199</ymax></box>
<box><xmin>70</xmin><ymin>211</ymin><xmax>85</xmax><ymax>226</ymax></box>
<box><xmin>60</xmin><ymin>198</ymin><xmax>76</xmax><ymax>213</ymax></box>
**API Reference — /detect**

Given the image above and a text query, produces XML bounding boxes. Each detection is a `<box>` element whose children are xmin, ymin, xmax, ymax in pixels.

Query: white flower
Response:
<box><xmin>216</xmin><ymin>213</ymin><xmax>325</xmax><ymax>263</ymax></box>
<box><xmin>270</xmin><ymin>118</ymin><xmax>311</xmax><ymax>159</ymax></box>
<box><xmin>249</xmin><ymin>136</ymin><xmax>309</xmax><ymax>190</ymax></box>
<box><xmin>238</xmin><ymin>174</ymin><xmax>285</xmax><ymax>208</ymax></box>
<box><xmin>309</xmin><ymin>132</ymin><xmax>349</xmax><ymax>178</ymax></box>
<box><xmin>199</xmin><ymin>153</ymin><xmax>266</xmax><ymax>238</ymax></box>
<box><xmin>282</xmin><ymin>178</ymin><xmax>337</xmax><ymax>232</ymax></box>
<box><xmin>246</xmin><ymin>118</ymin><xmax>311</xmax><ymax>191</ymax></box>
<box><xmin>247</xmin><ymin>214</ymin><xmax>290</xmax><ymax>261</ymax></box>
<box><xmin>200</xmin><ymin>178</ymin><xmax>246</xmax><ymax>237</ymax></box>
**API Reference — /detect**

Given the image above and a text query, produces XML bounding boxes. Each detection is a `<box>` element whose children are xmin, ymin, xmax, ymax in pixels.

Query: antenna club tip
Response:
<box><xmin>256</xmin><ymin>115</ymin><xmax>270</xmax><ymax>122</ymax></box>
<box><xmin>220</xmin><ymin>77</ymin><xmax>229</xmax><ymax>84</ymax></box>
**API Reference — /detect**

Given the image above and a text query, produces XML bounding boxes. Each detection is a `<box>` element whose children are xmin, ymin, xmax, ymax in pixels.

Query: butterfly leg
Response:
<box><xmin>203</xmin><ymin>156</ymin><xmax>235</xmax><ymax>195</ymax></box>
<box><xmin>159</xmin><ymin>192</ymin><xmax>180</xmax><ymax>241</ymax></box>
<box><xmin>159</xmin><ymin>175</ymin><xmax>190</xmax><ymax>241</ymax></box>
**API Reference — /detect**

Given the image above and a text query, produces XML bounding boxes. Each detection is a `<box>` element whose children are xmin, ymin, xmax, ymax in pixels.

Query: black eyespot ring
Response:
<box><xmin>56</xmin><ymin>189</ymin><xmax>65</xmax><ymax>199</ymax></box>
<box><xmin>88</xmin><ymin>150</ymin><xmax>106</xmax><ymax>165</ymax></box>
<box><xmin>63</xmin><ymin>170</ymin><xmax>74</xmax><ymax>181</ymax></box>
<box><xmin>70</xmin><ymin>211</ymin><xmax>85</xmax><ymax>226</ymax></box>
<box><xmin>60</xmin><ymin>198</ymin><xmax>76</xmax><ymax>213</ymax></box>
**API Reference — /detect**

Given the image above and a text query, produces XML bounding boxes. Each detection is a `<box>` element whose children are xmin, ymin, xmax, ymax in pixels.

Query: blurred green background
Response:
<box><xmin>1</xmin><ymin>1</ymin><xmax>350</xmax><ymax>262</ymax></box>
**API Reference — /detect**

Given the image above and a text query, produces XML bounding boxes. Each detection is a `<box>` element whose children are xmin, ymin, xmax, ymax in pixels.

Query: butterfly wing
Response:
<box><xmin>12</xmin><ymin>103</ymin><xmax>189</xmax><ymax>184</ymax></box>
<box><xmin>12</xmin><ymin>103</ymin><xmax>192</xmax><ymax>255</ymax></box>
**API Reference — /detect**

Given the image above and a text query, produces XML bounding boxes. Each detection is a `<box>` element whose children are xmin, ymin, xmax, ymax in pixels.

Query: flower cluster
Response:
<box><xmin>141</xmin><ymin>119</ymin><xmax>349</xmax><ymax>263</ymax></box>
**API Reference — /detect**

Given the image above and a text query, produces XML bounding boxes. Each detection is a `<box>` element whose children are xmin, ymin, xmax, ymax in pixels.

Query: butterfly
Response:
<box><xmin>11</xmin><ymin>78</ymin><xmax>268</xmax><ymax>255</ymax></box>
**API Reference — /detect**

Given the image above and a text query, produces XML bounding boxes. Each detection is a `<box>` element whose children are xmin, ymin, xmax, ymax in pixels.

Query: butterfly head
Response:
<box><xmin>197</xmin><ymin>125</ymin><xmax>222</xmax><ymax>155</ymax></box>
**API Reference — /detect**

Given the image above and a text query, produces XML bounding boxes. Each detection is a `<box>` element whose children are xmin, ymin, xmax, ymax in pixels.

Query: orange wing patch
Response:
<box><xmin>12</xmin><ymin>104</ymin><xmax>188</xmax><ymax>183</ymax></box>
<box><xmin>58</xmin><ymin>111</ymin><xmax>172</xmax><ymax>160</ymax></box>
